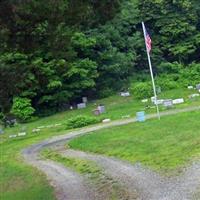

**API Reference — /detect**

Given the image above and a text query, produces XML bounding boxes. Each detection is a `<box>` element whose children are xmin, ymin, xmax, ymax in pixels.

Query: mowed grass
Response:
<box><xmin>0</xmin><ymin>88</ymin><xmax>199</xmax><ymax>199</ymax></box>
<box><xmin>1</xmin><ymin>125</ymin><xmax>76</xmax><ymax>200</ymax></box>
<box><xmin>2</xmin><ymin>88</ymin><xmax>200</xmax><ymax>138</ymax></box>
<box><xmin>69</xmin><ymin>111</ymin><xmax>200</xmax><ymax>171</ymax></box>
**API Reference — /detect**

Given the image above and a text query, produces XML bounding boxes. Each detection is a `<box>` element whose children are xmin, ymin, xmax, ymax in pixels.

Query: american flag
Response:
<box><xmin>144</xmin><ymin>24</ymin><xmax>152</xmax><ymax>53</ymax></box>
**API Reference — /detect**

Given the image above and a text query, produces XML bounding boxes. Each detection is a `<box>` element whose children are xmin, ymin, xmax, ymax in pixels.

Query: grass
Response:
<box><xmin>1</xmin><ymin>88</ymin><xmax>199</xmax><ymax>139</ymax></box>
<box><xmin>69</xmin><ymin>111</ymin><xmax>200</xmax><ymax>172</ymax></box>
<box><xmin>42</xmin><ymin>149</ymin><xmax>102</xmax><ymax>177</ymax></box>
<box><xmin>0</xmin><ymin>88</ymin><xmax>199</xmax><ymax>199</ymax></box>
<box><xmin>42</xmin><ymin>149</ymin><xmax>130</xmax><ymax>200</ymax></box>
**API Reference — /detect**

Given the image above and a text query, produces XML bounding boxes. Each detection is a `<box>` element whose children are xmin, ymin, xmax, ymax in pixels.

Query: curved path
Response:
<box><xmin>22</xmin><ymin>106</ymin><xmax>200</xmax><ymax>200</ymax></box>
<box><xmin>60</xmin><ymin>149</ymin><xmax>200</xmax><ymax>200</ymax></box>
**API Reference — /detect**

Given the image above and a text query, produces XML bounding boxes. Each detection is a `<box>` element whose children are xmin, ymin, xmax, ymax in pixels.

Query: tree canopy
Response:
<box><xmin>0</xmin><ymin>0</ymin><xmax>199</xmax><ymax>116</ymax></box>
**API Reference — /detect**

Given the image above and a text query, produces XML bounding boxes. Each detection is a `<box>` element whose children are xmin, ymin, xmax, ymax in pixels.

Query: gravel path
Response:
<box><xmin>60</xmin><ymin>149</ymin><xmax>200</xmax><ymax>200</ymax></box>
<box><xmin>22</xmin><ymin>106</ymin><xmax>200</xmax><ymax>200</ymax></box>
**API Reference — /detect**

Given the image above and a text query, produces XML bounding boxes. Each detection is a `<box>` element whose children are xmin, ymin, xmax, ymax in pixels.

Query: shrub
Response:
<box><xmin>11</xmin><ymin>97</ymin><xmax>35</xmax><ymax>122</ymax></box>
<box><xmin>98</xmin><ymin>88</ymin><xmax>115</xmax><ymax>98</ymax></box>
<box><xmin>66</xmin><ymin>115</ymin><xmax>100</xmax><ymax>129</ymax></box>
<box><xmin>130</xmin><ymin>82</ymin><xmax>153</xmax><ymax>99</ymax></box>
<box><xmin>156</xmin><ymin>75</ymin><xmax>180</xmax><ymax>90</ymax></box>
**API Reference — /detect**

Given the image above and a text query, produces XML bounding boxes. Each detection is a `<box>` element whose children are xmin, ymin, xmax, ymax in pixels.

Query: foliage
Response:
<box><xmin>130</xmin><ymin>82</ymin><xmax>153</xmax><ymax>99</ymax></box>
<box><xmin>66</xmin><ymin>115</ymin><xmax>100</xmax><ymax>129</ymax></box>
<box><xmin>11</xmin><ymin>97</ymin><xmax>35</xmax><ymax>122</ymax></box>
<box><xmin>0</xmin><ymin>0</ymin><xmax>200</xmax><ymax>115</ymax></box>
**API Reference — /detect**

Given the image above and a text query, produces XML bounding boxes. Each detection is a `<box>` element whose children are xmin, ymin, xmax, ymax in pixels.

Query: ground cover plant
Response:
<box><xmin>69</xmin><ymin>111</ymin><xmax>200</xmax><ymax>172</ymax></box>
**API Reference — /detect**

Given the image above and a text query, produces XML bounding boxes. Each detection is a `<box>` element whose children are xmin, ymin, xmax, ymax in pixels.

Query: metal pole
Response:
<box><xmin>142</xmin><ymin>22</ymin><xmax>160</xmax><ymax>120</ymax></box>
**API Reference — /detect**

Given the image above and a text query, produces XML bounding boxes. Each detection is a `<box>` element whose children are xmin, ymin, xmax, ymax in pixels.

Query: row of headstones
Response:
<box><xmin>77</xmin><ymin>97</ymin><xmax>106</xmax><ymax>115</ymax></box>
<box><xmin>7</xmin><ymin>123</ymin><xmax>63</xmax><ymax>138</ymax></box>
<box><xmin>188</xmin><ymin>84</ymin><xmax>200</xmax><ymax>91</ymax></box>
<box><xmin>141</xmin><ymin>84</ymin><xmax>200</xmax><ymax>108</ymax></box>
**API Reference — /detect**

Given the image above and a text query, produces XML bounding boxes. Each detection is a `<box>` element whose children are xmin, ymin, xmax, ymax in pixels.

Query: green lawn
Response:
<box><xmin>1</xmin><ymin>88</ymin><xmax>200</xmax><ymax>139</ymax></box>
<box><xmin>69</xmin><ymin>111</ymin><xmax>200</xmax><ymax>172</ymax></box>
<box><xmin>0</xmin><ymin>88</ymin><xmax>199</xmax><ymax>199</ymax></box>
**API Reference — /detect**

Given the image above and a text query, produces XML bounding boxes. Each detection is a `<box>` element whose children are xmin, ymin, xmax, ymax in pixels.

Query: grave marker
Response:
<box><xmin>82</xmin><ymin>97</ymin><xmax>88</xmax><ymax>103</ymax></box>
<box><xmin>77</xmin><ymin>103</ymin><xmax>86</xmax><ymax>109</ymax></box>
<box><xmin>120</xmin><ymin>92</ymin><xmax>130</xmax><ymax>97</ymax></box>
<box><xmin>163</xmin><ymin>99</ymin><xmax>173</xmax><ymax>108</ymax></box>
<box><xmin>196</xmin><ymin>84</ymin><xmax>200</xmax><ymax>90</ymax></box>
<box><xmin>173</xmin><ymin>98</ymin><xmax>184</xmax><ymax>104</ymax></box>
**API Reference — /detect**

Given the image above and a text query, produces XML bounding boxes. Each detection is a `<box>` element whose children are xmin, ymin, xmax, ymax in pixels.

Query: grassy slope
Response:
<box><xmin>2</xmin><ymin>88</ymin><xmax>199</xmax><ymax>138</ymax></box>
<box><xmin>0</xmin><ymin>88</ymin><xmax>199</xmax><ymax>199</ymax></box>
<box><xmin>69</xmin><ymin>111</ymin><xmax>200</xmax><ymax>171</ymax></box>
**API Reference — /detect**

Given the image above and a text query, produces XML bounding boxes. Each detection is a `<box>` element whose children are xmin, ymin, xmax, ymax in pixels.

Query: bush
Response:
<box><xmin>66</xmin><ymin>115</ymin><xmax>100</xmax><ymax>129</ymax></box>
<box><xmin>130</xmin><ymin>82</ymin><xmax>153</xmax><ymax>99</ymax></box>
<box><xmin>98</xmin><ymin>88</ymin><xmax>115</xmax><ymax>98</ymax></box>
<box><xmin>156</xmin><ymin>75</ymin><xmax>180</xmax><ymax>90</ymax></box>
<box><xmin>11</xmin><ymin>97</ymin><xmax>35</xmax><ymax>122</ymax></box>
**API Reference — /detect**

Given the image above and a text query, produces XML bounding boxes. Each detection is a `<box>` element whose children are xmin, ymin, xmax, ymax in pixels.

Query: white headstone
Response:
<box><xmin>32</xmin><ymin>129</ymin><xmax>40</xmax><ymax>133</ymax></box>
<box><xmin>141</xmin><ymin>99</ymin><xmax>148</xmax><ymax>103</ymax></box>
<box><xmin>102</xmin><ymin>119</ymin><xmax>111</xmax><ymax>123</ymax></box>
<box><xmin>18</xmin><ymin>132</ymin><xmax>26</xmax><ymax>137</ymax></box>
<box><xmin>9</xmin><ymin>134</ymin><xmax>17</xmax><ymax>138</ymax></box>
<box><xmin>172</xmin><ymin>98</ymin><xmax>184</xmax><ymax>104</ymax></box>
<box><xmin>154</xmin><ymin>99</ymin><xmax>164</xmax><ymax>105</ymax></box>
<box><xmin>163</xmin><ymin>99</ymin><xmax>173</xmax><ymax>108</ymax></box>
<box><xmin>188</xmin><ymin>86</ymin><xmax>194</xmax><ymax>89</ymax></box>
<box><xmin>120</xmin><ymin>92</ymin><xmax>130</xmax><ymax>97</ymax></box>
<box><xmin>151</xmin><ymin>96</ymin><xmax>156</xmax><ymax>103</ymax></box>
<box><xmin>189</xmin><ymin>93</ymin><xmax>200</xmax><ymax>98</ymax></box>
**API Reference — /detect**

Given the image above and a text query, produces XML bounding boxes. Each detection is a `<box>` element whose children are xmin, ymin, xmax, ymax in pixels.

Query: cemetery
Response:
<box><xmin>0</xmin><ymin>0</ymin><xmax>200</xmax><ymax>199</ymax></box>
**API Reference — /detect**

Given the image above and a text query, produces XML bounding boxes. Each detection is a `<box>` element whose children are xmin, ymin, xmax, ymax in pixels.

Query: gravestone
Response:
<box><xmin>173</xmin><ymin>98</ymin><xmax>184</xmax><ymax>104</ymax></box>
<box><xmin>9</xmin><ymin>134</ymin><xmax>17</xmax><ymax>138</ymax></box>
<box><xmin>189</xmin><ymin>93</ymin><xmax>200</xmax><ymax>98</ymax></box>
<box><xmin>102</xmin><ymin>119</ymin><xmax>111</xmax><ymax>123</ymax></box>
<box><xmin>82</xmin><ymin>97</ymin><xmax>88</xmax><ymax>103</ymax></box>
<box><xmin>163</xmin><ymin>99</ymin><xmax>173</xmax><ymax>108</ymax></box>
<box><xmin>196</xmin><ymin>84</ymin><xmax>200</xmax><ymax>90</ymax></box>
<box><xmin>141</xmin><ymin>99</ymin><xmax>148</xmax><ymax>103</ymax></box>
<box><xmin>18</xmin><ymin>132</ymin><xmax>26</xmax><ymax>137</ymax></box>
<box><xmin>154</xmin><ymin>99</ymin><xmax>164</xmax><ymax>105</ymax></box>
<box><xmin>120</xmin><ymin>92</ymin><xmax>130</xmax><ymax>97</ymax></box>
<box><xmin>77</xmin><ymin>103</ymin><xmax>86</xmax><ymax>109</ymax></box>
<box><xmin>188</xmin><ymin>86</ymin><xmax>194</xmax><ymax>89</ymax></box>
<box><xmin>151</xmin><ymin>96</ymin><xmax>156</xmax><ymax>103</ymax></box>
<box><xmin>0</xmin><ymin>128</ymin><xmax>4</xmax><ymax>134</ymax></box>
<box><xmin>98</xmin><ymin>105</ymin><xmax>105</xmax><ymax>114</ymax></box>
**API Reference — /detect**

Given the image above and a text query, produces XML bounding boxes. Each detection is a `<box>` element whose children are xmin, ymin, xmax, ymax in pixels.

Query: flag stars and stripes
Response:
<box><xmin>144</xmin><ymin>26</ymin><xmax>152</xmax><ymax>53</ymax></box>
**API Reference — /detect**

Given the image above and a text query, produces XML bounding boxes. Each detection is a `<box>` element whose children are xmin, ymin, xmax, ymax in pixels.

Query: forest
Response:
<box><xmin>0</xmin><ymin>0</ymin><xmax>199</xmax><ymax>119</ymax></box>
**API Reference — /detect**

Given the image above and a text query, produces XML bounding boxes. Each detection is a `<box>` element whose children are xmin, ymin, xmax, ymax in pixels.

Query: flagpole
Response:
<box><xmin>142</xmin><ymin>22</ymin><xmax>160</xmax><ymax>120</ymax></box>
